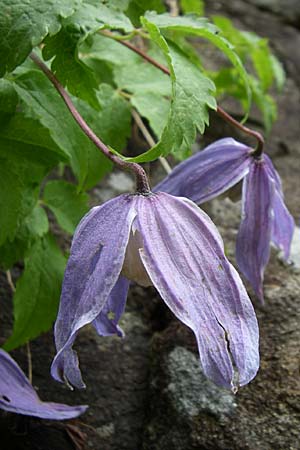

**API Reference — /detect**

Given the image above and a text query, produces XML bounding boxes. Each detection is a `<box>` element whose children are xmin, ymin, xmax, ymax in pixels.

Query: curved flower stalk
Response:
<box><xmin>0</xmin><ymin>349</ymin><xmax>87</xmax><ymax>420</ymax></box>
<box><xmin>51</xmin><ymin>192</ymin><xmax>259</xmax><ymax>392</ymax></box>
<box><xmin>156</xmin><ymin>139</ymin><xmax>294</xmax><ymax>302</ymax></box>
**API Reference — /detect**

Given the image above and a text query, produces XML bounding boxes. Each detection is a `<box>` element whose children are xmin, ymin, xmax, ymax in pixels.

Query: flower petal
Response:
<box><xmin>92</xmin><ymin>275</ymin><xmax>129</xmax><ymax>337</ymax></box>
<box><xmin>236</xmin><ymin>159</ymin><xmax>275</xmax><ymax>302</ymax></box>
<box><xmin>0</xmin><ymin>350</ymin><xmax>87</xmax><ymax>420</ymax></box>
<box><xmin>271</xmin><ymin>191</ymin><xmax>294</xmax><ymax>259</ymax></box>
<box><xmin>51</xmin><ymin>195</ymin><xmax>136</xmax><ymax>388</ymax></box>
<box><xmin>154</xmin><ymin>138</ymin><xmax>252</xmax><ymax>204</ymax></box>
<box><xmin>264</xmin><ymin>155</ymin><xmax>294</xmax><ymax>259</ymax></box>
<box><xmin>136</xmin><ymin>193</ymin><xmax>259</xmax><ymax>389</ymax></box>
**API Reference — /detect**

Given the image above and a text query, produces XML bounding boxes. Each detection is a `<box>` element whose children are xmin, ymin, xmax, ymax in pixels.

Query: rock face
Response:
<box><xmin>1</xmin><ymin>1</ymin><xmax>300</xmax><ymax>449</ymax></box>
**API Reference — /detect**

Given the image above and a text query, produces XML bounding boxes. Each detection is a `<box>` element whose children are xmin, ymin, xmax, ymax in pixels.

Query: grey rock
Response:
<box><xmin>166</xmin><ymin>347</ymin><xmax>236</xmax><ymax>419</ymax></box>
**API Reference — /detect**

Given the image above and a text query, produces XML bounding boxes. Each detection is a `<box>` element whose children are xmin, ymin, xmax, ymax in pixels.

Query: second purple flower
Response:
<box><xmin>156</xmin><ymin>138</ymin><xmax>294</xmax><ymax>302</ymax></box>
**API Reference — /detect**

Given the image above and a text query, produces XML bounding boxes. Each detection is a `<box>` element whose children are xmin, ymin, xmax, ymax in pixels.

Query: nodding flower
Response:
<box><xmin>155</xmin><ymin>138</ymin><xmax>294</xmax><ymax>302</ymax></box>
<box><xmin>51</xmin><ymin>191</ymin><xmax>259</xmax><ymax>391</ymax></box>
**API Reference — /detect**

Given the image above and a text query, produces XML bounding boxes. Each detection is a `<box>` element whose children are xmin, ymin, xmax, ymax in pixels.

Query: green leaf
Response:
<box><xmin>143</xmin><ymin>12</ymin><xmax>251</xmax><ymax>112</ymax></box>
<box><xmin>72</xmin><ymin>83</ymin><xmax>131</xmax><ymax>188</ymax></box>
<box><xmin>43</xmin><ymin>180</ymin><xmax>89</xmax><ymax>234</ymax></box>
<box><xmin>131</xmin><ymin>92</ymin><xmax>170</xmax><ymax>138</ymax></box>
<box><xmin>0</xmin><ymin>0</ymin><xmax>81</xmax><ymax>76</ymax></box>
<box><xmin>0</xmin><ymin>79</ymin><xmax>18</xmax><ymax>114</ymax></box>
<box><xmin>180</xmin><ymin>0</ymin><xmax>204</xmax><ymax>15</ymax></box>
<box><xmin>3</xmin><ymin>234</ymin><xmax>66</xmax><ymax>350</ymax></box>
<box><xmin>126</xmin><ymin>19</ymin><xmax>216</xmax><ymax>162</ymax></box>
<box><xmin>43</xmin><ymin>29</ymin><xmax>100</xmax><ymax>110</ymax></box>
<box><xmin>114</xmin><ymin>61</ymin><xmax>171</xmax><ymax>96</ymax></box>
<box><xmin>269</xmin><ymin>54</ymin><xmax>285</xmax><ymax>91</ymax></box>
<box><xmin>125</xmin><ymin>0</ymin><xmax>165</xmax><ymax>26</ymax></box>
<box><xmin>42</xmin><ymin>2</ymin><xmax>133</xmax><ymax>107</ymax></box>
<box><xmin>0</xmin><ymin>134</ymin><xmax>52</xmax><ymax>246</ymax></box>
<box><xmin>0</xmin><ymin>78</ymin><xmax>69</xmax><ymax>165</ymax></box>
<box><xmin>0</xmin><ymin>205</ymin><xmax>49</xmax><ymax>269</ymax></box>
<box><xmin>250</xmin><ymin>77</ymin><xmax>277</xmax><ymax>134</ymax></box>
<box><xmin>12</xmin><ymin>69</ymin><xmax>112</xmax><ymax>188</ymax></box>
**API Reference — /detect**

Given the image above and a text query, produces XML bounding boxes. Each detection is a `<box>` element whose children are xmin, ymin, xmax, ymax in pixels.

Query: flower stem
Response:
<box><xmin>29</xmin><ymin>52</ymin><xmax>151</xmax><ymax>194</ymax></box>
<box><xmin>102</xmin><ymin>31</ymin><xmax>265</xmax><ymax>155</ymax></box>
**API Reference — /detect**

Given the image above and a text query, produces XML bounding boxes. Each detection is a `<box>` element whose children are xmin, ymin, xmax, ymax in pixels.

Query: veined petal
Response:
<box><xmin>236</xmin><ymin>159</ymin><xmax>275</xmax><ymax>302</ymax></box>
<box><xmin>92</xmin><ymin>275</ymin><xmax>129</xmax><ymax>337</ymax></box>
<box><xmin>0</xmin><ymin>350</ymin><xmax>87</xmax><ymax>420</ymax></box>
<box><xmin>51</xmin><ymin>195</ymin><xmax>136</xmax><ymax>388</ymax></box>
<box><xmin>136</xmin><ymin>193</ymin><xmax>259</xmax><ymax>390</ymax></box>
<box><xmin>271</xmin><ymin>191</ymin><xmax>294</xmax><ymax>259</ymax></box>
<box><xmin>264</xmin><ymin>155</ymin><xmax>294</xmax><ymax>259</ymax></box>
<box><xmin>154</xmin><ymin>138</ymin><xmax>252</xmax><ymax>204</ymax></box>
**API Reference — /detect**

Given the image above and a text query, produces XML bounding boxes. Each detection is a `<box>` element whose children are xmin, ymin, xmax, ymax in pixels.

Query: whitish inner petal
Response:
<box><xmin>121</xmin><ymin>226</ymin><xmax>153</xmax><ymax>287</ymax></box>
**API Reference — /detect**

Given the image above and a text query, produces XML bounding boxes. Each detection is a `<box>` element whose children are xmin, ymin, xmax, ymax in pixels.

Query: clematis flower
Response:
<box><xmin>236</xmin><ymin>155</ymin><xmax>294</xmax><ymax>302</ymax></box>
<box><xmin>51</xmin><ymin>191</ymin><xmax>259</xmax><ymax>391</ymax></box>
<box><xmin>0</xmin><ymin>349</ymin><xmax>87</xmax><ymax>420</ymax></box>
<box><xmin>155</xmin><ymin>138</ymin><xmax>252</xmax><ymax>203</ymax></box>
<box><xmin>156</xmin><ymin>138</ymin><xmax>294</xmax><ymax>302</ymax></box>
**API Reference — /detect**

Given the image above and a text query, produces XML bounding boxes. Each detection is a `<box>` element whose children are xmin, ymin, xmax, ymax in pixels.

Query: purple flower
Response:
<box><xmin>156</xmin><ymin>139</ymin><xmax>294</xmax><ymax>302</ymax></box>
<box><xmin>0</xmin><ymin>349</ymin><xmax>87</xmax><ymax>420</ymax></box>
<box><xmin>155</xmin><ymin>138</ymin><xmax>252</xmax><ymax>203</ymax></box>
<box><xmin>51</xmin><ymin>192</ymin><xmax>259</xmax><ymax>391</ymax></box>
<box><xmin>236</xmin><ymin>155</ymin><xmax>294</xmax><ymax>302</ymax></box>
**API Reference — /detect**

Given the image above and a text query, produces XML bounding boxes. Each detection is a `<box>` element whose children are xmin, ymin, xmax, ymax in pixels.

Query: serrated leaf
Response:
<box><xmin>42</xmin><ymin>2</ymin><xmax>133</xmax><ymax>107</ymax></box>
<box><xmin>43</xmin><ymin>180</ymin><xmax>89</xmax><ymax>234</ymax></box>
<box><xmin>0</xmin><ymin>0</ymin><xmax>81</xmax><ymax>77</ymax></box>
<box><xmin>126</xmin><ymin>19</ymin><xmax>216</xmax><ymax>162</ymax></box>
<box><xmin>131</xmin><ymin>91</ymin><xmax>170</xmax><ymax>138</ymax></box>
<box><xmin>3</xmin><ymin>234</ymin><xmax>66</xmax><ymax>350</ymax></box>
<box><xmin>143</xmin><ymin>12</ymin><xmax>251</xmax><ymax>112</ymax></box>
<box><xmin>0</xmin><ymin>205</ymin><xmax>49</xmax><ymax>269</ymax></box>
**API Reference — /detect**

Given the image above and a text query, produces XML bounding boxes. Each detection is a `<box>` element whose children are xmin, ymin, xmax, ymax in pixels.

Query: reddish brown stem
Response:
<box><xmin>114</xmin><ymin>34</ymin><xmax>264</xmax><ymax>155</ymax></box>
<box><xmin>30</xmin><ymin>52</ymin><xmax>151</xmax><ymax>193</ymax></box>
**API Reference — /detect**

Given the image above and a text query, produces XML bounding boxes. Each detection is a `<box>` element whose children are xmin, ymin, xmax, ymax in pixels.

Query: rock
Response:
<box><xmin>166</xmin><ymin>347</ymin><xmax>236</xmax><ymax>419</ymax></box>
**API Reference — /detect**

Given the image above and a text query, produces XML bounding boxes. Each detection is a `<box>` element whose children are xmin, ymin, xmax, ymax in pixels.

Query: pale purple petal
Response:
<box><xmin>154</xmin><ymin>138</ymin><xmax>252</xmax><ymax>204</ymax></box>
<box><xmin>51</xmin><ymin>195</ymin><xmax>136</xmax><ymax>388</ymax></box>
<box><xmin>92</xmin><ymin>276</ymin><xmax>129</xmax><ymax>337</ymax></box>
<box><xmin>271</xmin><ymin>191</ymin><xmax>294</xmax><ymax>259</ymax></box>
<box><xmin>264</xmin><ymin>155</ymin><xmax>294</xmax><ymax>259</ymax></box>
<box><xmin>135</xmin><ymin>193</ymin><xmax>259</xmax><ymax>390</ymax></box>
<box><xmin>0</xmin><ymin>350</ymin><xmax>87</xmax><ymax>420</ymax></box>
<box><xmin>236</xmin><ymin>159</ymin><xmax>275</xmax><ymax>302</ymax></box>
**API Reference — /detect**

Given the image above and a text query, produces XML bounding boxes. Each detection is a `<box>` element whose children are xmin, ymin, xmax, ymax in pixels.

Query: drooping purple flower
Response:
<box><xmin>0</xmin><ymin>349</ymin><xmax>87</xmax><ymax>420</ymax></box>
<box><xmin>156</xmin><ymin>139</ymin><xmax>294</xmax><ymax>302</ymax></box>
<box><xmin>51</xmin><ymin>192</ymin><xmax>259</xmax><ymax>391</ymax></box>
<box><xmin>154</xmin><ymin>138</ymin><xmax>252</xmax><ymax>203</ymax></box>
<box><xmin>236</xmin><ymin>155</ymin><xmax>294</xmax><ymax>302</ymax></box>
